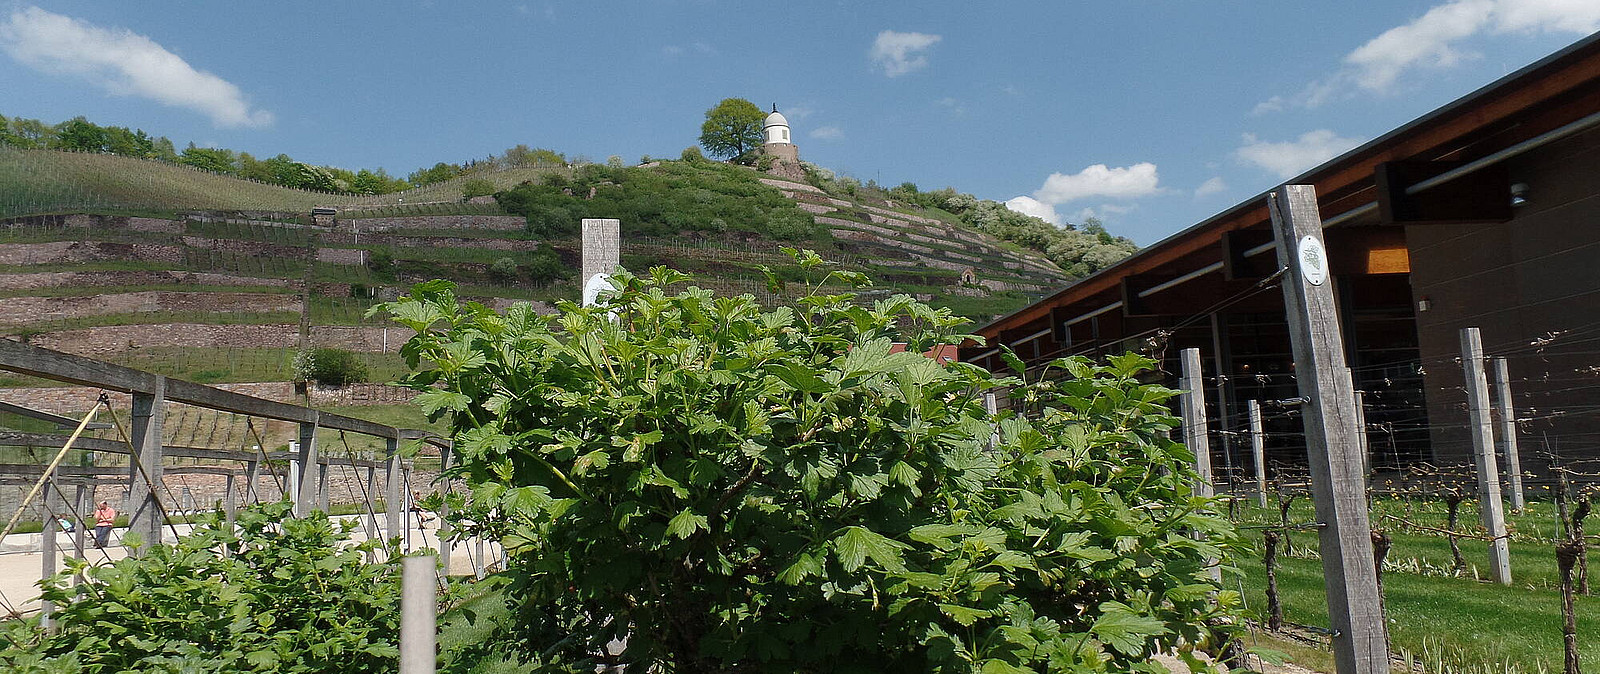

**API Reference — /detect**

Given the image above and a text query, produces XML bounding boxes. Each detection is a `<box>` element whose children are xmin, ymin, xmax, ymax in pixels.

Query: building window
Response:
<box><xmin>782</xmin><ymin>130</ymin><xmax>788</xmax><ymax>141</ymax></box>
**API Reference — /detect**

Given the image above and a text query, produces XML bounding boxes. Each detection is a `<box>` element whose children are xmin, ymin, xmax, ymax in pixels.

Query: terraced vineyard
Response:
<box><xmin>0</xmin><ymin>150</ymin><xmax>1099</xmax><ymax>395</ymax></box>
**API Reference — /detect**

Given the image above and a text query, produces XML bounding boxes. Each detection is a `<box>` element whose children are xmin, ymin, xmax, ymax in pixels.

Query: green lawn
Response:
<box><xmin>1233</xmin><ymin>498</ymin><xmax>1595</xmax><ymax>672</ymax></box>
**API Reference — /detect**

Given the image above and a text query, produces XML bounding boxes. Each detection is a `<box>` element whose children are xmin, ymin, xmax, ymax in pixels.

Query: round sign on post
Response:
<box><xmin>582</xmin><ymin>273</ymin><xmax>612</xmax><ymax>308</ymax></box>
<box><xmin>1297</xmin><ymin>235</ymin><xmax>1328</xmax><ymax>287</ymax></box>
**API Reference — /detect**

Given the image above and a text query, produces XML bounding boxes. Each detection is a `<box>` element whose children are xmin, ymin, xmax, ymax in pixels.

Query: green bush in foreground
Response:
<box><xmin>385</xmin><ymin>252</ymin><xmax>1242</xmax><ymax>673</ymax></box>
<box><xmin>0</xmin><ymin>503</ymin><xmax>401</xmax><ymax>673</ymax></box>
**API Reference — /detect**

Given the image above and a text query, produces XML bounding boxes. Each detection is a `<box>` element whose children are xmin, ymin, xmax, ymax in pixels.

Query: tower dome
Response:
<box><xmin>763</xmin><ymin>106</ymin><xmax>791</xmax><ymax>145</ymax></box>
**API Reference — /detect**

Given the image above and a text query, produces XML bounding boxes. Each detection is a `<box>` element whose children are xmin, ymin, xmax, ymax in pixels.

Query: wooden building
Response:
<box><xmin>960</xmin><ymin>33</ymin><xmax>1600</xmax><ymax>482</ymax></box>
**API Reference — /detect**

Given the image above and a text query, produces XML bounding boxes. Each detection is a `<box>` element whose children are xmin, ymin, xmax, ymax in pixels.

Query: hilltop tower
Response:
<box><xmin>759</xmin><ymin>104</ymin><xmax>804</xmax><ymax>179</ymax></box>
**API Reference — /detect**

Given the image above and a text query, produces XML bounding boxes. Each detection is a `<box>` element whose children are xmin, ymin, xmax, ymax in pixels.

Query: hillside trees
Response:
<box><xmin>382</xmin><ymin>260</ymin><xmax>1241</xmax><ymax>671</ymax></box>
<box><xmin>698</xmin><ymin>97</ymin><xmax>765</xmax><ymax>161</ymax></box>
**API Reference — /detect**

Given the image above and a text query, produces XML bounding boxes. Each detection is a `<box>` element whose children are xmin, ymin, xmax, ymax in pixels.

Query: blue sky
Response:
<box><xmin>2</xmin><ymin>1</ymin><xmax>1597</xmax><ymax>245</ymax></box>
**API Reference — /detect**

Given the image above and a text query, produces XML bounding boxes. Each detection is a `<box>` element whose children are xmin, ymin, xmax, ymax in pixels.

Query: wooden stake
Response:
<box><xmin>1179</xmin><ymin>348</ymin><xmax>1214</xmax><ymax>498</ymax></box>
<box><xmin>400</xmin><ymin>553</ymin><xmax>438</xmax><ymax>674</ymax></box>
<box><xmin>1250</xmin><ymin>400</ymin><xmax>1267</xmax><ymax>509</ymax></box>
<box><xmin>1491</xmin><ymin>357</ymin><xmax>1526</xmax><ymax>511</ymax></box>
<box><xmin>1461</xmin><ymin>327</ymin><xmax>1512</xmax><ymax>585</ymax></box>
<box><xmin>294</xmin><ymin>415</ymin><xmax>319</xmax><ymax>517</ymax></box>
<box><xmin>1268</xmin><ymin>185</ymin><xmax>1389</xmax><ymax>674</ymax></box>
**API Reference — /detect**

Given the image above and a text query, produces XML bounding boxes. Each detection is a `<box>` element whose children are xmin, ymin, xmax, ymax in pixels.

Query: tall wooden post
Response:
<box><xmin>1353</xmin><ymin>388</ymin><xmax>1370</xmax><ymax>479</ymax></box>
<box><xmin>71</xmin><ymin>481</ymin><xmax>88</xmax><ymax>568</ymax></box>
<box><xmin>400</xmin><ymin>553</ymin><xmax>438</xmax><ymax>674</ymax></box>
<box><xmin>294</xmin><ymin>415</ymin><xmax>320</xmax><ymax>517</ymax></box>
<box><xmin>128</xmin><ymin>377</ymin><xmax>166</xmax><ymax>549</ymax></box>
<box><xmin>402</xmin><ymin>465</ymin><xmax>414</xmax><ymax>552</ymax></box>
<box><xmin>1461</xmin><ymin>327</ymin><xmax>1513</xmax><ymax>585</ymax></box>
<box><xmin>1268</xmin><ymin>185</ymin><xmax>1389</xmax><ymax>674</ymax></box>
<box><xmin>437</xmin><ymin>444</ymin><xmax>453</xmax><ymax>578</ymax></box>
<box><xmin>1249</xmin><ymin>400</ymin><xmax>1268</xmax><ymax>509</ymax></box>
<box><xmin>386</xmin><ymin>438</ymin><xmax>403</xmax><ymax>553</ymax></box>
<box><xmin>318</xmin><ymin>463</ymin><xmax>331</xmax><ymax>512</ymax></box>
<box><xmin>1492</xmin><ymin>357</ymin><xmax>1526</xmax><ymax>511</ymax></box>
<box><xmin>41</xmin><ymin>476</ymin><xmax>58</xmax><ymax>629</ymax></box>
<box><xmin>224</xmin><ymin>473</ymin><xmax>237</xmax><ymax>524</ymax></box>
<box><xmin>365</xmin><ymin>465</ymin><xmax>379</xmax><ymax>541</ymax></box>
<box><xmin>581</xmin><ymin>218</ymin><xmax>620</xmax><ymax>283</ymax></box>
<box><xmin>1179</xmin><ymin>348</ymin><xmax>1214</xmax><ymax>498</ymax></box>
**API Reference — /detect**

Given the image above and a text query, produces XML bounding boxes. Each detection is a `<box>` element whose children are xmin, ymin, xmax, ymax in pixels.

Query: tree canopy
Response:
<box><xmin>698</xmin><ymin>98</ymin><xmax>766</xmax><ymax>161</ymax></box>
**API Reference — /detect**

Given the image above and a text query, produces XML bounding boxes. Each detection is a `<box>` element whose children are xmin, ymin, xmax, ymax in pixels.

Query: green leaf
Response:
<box><xmin>1089</xmin><ymin>601</ymin><xmax>1170</xmax><ymax>657</ymax></box>
<box><xmin>415</xmin><ymin>390</ymin><xmax>471</xmax><ymax>417</ymax></box>
<box><xmin>938</xmin><ymin>603</ymin><xmax>989</xmax><ymax>627</ymax></box>
<box><xmin>665</xmin><ymin>509</ymin><xmax>709</xmax><ymax>540</ymax></box>
<box><xmin>832</xmin><ymin>526</ymin><xmax>908</xmax><ymax>573</ymax></box>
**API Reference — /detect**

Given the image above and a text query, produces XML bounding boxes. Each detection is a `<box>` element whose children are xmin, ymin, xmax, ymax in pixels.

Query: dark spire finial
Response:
<box><xmin>772</xmin><ymin>103</ymin><xmax>778</xmax><ymax>113</ymax></box>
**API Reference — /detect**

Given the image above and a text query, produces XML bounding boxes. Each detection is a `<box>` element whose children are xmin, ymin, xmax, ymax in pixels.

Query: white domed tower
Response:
<box><xmin>759</xmin><ymin>103</ymin><xmax>802</xmax><ymax>176</ymax></box>
<box><xmin>764</xmin><ymin>108</ymin><xmax>791</xmax><ymax>145</ymax></box>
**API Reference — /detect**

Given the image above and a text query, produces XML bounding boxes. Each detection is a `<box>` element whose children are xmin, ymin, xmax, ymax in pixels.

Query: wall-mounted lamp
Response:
<box><xmin>1510</xmin><ymin>182</ymin><xmax>1530</xmax><ymax>207</ymax></box>
<box><xmin>1417</xmin><ymin>297</ymin><xmax>1432</xmax><ymax>312</ymax></box>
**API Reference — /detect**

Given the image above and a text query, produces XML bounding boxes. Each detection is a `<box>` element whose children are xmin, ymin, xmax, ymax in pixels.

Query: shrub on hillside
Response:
<box><xmin>293</xmin><ymin>347</ymin><xmax>369</xmax><ymax>386</ymax></box>
<box><xmin>496</xmin><ymin>160</ymin><xmax>820</xmax><ymax>241</ymax></box>
<box><xmin>381</xmin><ymin>254</ymin><xmax>1241</xmax><ymax>672</ymax></box>
<box><xmin>461</xmin><ymin>178</ymin><xmax>496</xmax><ymax>200</ymax></box>
<box><xmin>0</xmin><ymin>503</ymin><xmax>401</xmax><ymax>672</ymax></box>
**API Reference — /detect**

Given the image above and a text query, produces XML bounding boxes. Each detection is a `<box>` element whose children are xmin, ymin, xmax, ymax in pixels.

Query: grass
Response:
<box><xmin>106</xmin><ymin>347</ymin><xmax>412</xmax><ymax>386</ymax></box>
<box><xmin>1234</xmin><ymin>498</ymin><xmax>1596</xmax><ymax>672</ymax></box>
<box><xmin>0</xmin><ymin>284</ymin><xmax>296</xmax><ymax>299</ymax></box>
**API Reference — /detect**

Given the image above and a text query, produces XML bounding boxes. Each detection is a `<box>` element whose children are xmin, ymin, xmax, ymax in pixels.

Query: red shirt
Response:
<box><xmin>95</xmin><ymin>506</ymin><xmax>115</xmax><ymax>527</ymax></box>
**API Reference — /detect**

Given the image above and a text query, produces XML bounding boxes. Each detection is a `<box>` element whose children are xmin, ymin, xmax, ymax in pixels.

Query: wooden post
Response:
<box><xmin>400</xmin><ymin>553</ymin><xmax>438</xmax><ymax>674</ymax></box>
<box><xmin>318</xmin><ymin>462</ymin><xmax>331</xmax><ymax>512</ymax></box>
<box><xmin>1250</xmin><ymin>400</ymin><xmax>1268</xmax><ymax>509</ymax></box>
<box><xmin>224</xmin><ymin>473</ymin><xmax>237</xmax><ymax>524</ymax></box>
<box><xmin>1179</xmin><ymin>348</ymin><xmax>1214</xmax><ymax>498</ymax></box>
<box><xmin>437</xmin><ymin>444</ymin><xmax>453</xmax><ymax>578</ymax></box>
<box><xmin>128</xmin><ymin>377</ymin><xmax>166</xmax><ymax>549</ymax></box>
<box><xmin>581</xmin><ymin>218</ymin><xmax>621</xmax><ymax>291</ymax></box>
<box><xmin>295</xmin><ymin>415</ymin><xmax>319</xmax><ymax>517</ymax></box>
<box><xmin>1461</xmin><ymin>327</ymin><xmax>1513</xmax><ymax>585</ymax></box>
<box><xmin>41</xmin><ymin>476</ymin><xmax>58</xmax><ymax>629</ymax></box>
<box><xmin>245</xmin><ymin>459</ymin><xmax>260</xmax><ymax>504</ymax></box>
<box><xmin>1353</xmin><ymin>388</ymin><xmax>1370</xmax><ymax>479</ymax></box>
<box><xmin>365</xmin><ymin>465</ymin><xmax>379</xmax><ymax>542</ymax></box>
<box><xmin>1492</xmin><ymin>357</ymin><xmax>1526</xmax><ymax>511</ymax></box>
<box><xmin>1268</xmin><ymin>185</ymin><xmax>1389</xmax><ymax>674</ymax></box>
<box><xmin>403</xmin><ymin>465</ymin><xmax>415</xmax><ymax>552</ymax></box>
<box><xmin>71</xmin><ymin>481</ymin><xmax>87</xmax><ymax>563</ymax></box>
<box><xmin>386</xmin><ymin>438</ymin><xmax>403</xmax><ymax>554</ymax></box>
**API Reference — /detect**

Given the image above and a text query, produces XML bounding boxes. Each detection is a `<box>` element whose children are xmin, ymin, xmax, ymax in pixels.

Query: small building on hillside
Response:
<box><xmin>759</xmin><ymin>105</ymin><xmax>806</xmax><ymax>181</ymax></box>
<box><xmin>960</xmin><ymin>33</ymin><xmax>1600</xmax><ymax>483</ymax></box>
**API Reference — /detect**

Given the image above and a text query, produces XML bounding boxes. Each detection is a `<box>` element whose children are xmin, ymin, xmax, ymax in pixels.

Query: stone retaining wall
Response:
<box><xmin>318</xmin><ymin>232</ymin><xmax>540</xmax><ymax>251</ymax></box>
<box><xmin>340</xmin><ymin>215</ymin><xmax>525</xmax><ymax>233</ymax></box>
<box><xmin>0</xmin><ymin>271</ymin><xmax>298</xmax><ymax>292</ymax></box>
<box><xmin>0</xmin><ymin>241</ymin><xmax>185</xmax><ymax>265</ymax></box>
<box><xmin>0</xmin><ymin>292</ymin><xmax>301</xmax><ymax>327</ymax></box>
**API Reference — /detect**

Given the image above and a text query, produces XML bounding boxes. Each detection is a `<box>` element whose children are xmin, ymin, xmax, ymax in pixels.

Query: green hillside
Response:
<box><xmin>0</xmin><ymin>146</ymin><xmax>1131</xmax><ymax>389</ymax></box>
<box><xmin>0</xmin><ymin>146</ymin><xmax>564</xmax><ymax>218</ymax></box>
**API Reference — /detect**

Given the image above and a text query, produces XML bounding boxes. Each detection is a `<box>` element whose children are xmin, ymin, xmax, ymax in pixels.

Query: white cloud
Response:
<box><xmin>1194</xmin><ymin>176</ymin><xmax>1228</xmax><ymax>197</ymax></box>
<box><xmin>1004</xmin><ymin>196</ymin><xmax>1059</xmax><ymax>225</ymax></box>
<box><xmin>870</xmin><ymin>30</ymin><xmax>941</xmax><ymax>77</ymax></box>
<box><xmin>935</xmin><ymin>96</ymin><xmax>966</xmax><ymax>116</ymax></box>
<box><xmin>0</xmin><ymin>7</ymin><xmax>272</xmax><ymax>128</ymax></box>
<box><xmin>783</xmin><ymin>104</ymin><xmax>815</xmax><ymax>120</ymax></box>
<box><xmin>1236</xmin><ymin>130</ymin><xmax>1364</xmax><ymax>178</ymax></box>
<box><xmin>1257</xmin><ymin>0</ymin><xmax>1600</xmax><ymax>111</ymax></box>
<box><xmin>1032</xmin><ymin>163</ymin><xmax>1162</xmax><ymax>204</ymax></box>
<box><xmin>809</xmin><ymin>126</ymin><xmax>843</xmax><ymax>140</ymax></box>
